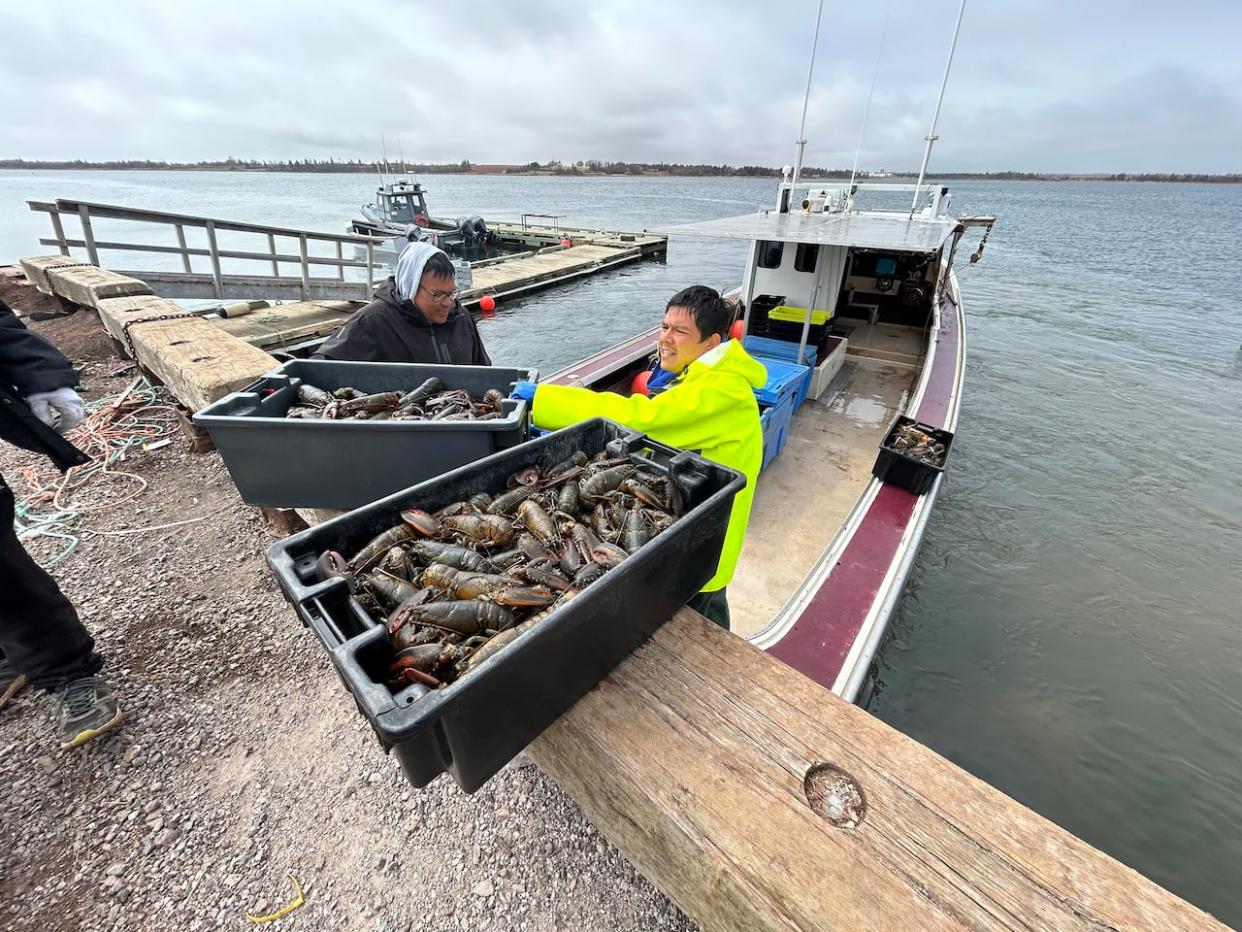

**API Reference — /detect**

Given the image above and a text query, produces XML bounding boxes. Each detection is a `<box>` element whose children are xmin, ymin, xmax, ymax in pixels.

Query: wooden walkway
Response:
<box><xmin>530</xmin><ymin>608</ymin><xmax>1226</xmax><ymax>931</ymax></box>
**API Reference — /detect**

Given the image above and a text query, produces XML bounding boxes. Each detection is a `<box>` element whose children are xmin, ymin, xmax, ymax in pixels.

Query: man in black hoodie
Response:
<box><xmin>0</xmin><ymin>299</ymin><xmax>122</xmax><ymax>749</ymax></box>
<box><xmin>315</xmin><ymin>242</ymin><xmax>491</xmax><ymax>365</ymax></box>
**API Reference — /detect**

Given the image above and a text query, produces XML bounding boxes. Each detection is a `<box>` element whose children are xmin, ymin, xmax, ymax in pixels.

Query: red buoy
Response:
<box><xmin>479</xmin><ymin>294</ymin><xmax>497</xmax><ymax>317</ymax></box>
<box><xmin>631</xmin><ymin>370</ymin><xmax>652</xmax><ymax>396</ymax></box>
<box><xmin>729</xmin><ymin>319</ymin><xmax>745</xmax><ymax>341</ymax></box>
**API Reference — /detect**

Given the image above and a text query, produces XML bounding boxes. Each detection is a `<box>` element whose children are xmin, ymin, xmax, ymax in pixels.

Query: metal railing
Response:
<box><xmin>27</xmin><ymin>198</ymin><xmax>389</xmax><ymax>301</ymax></box>
<box><xmin>520</xmin><ymin>213</ymin><xmax>564</xmax><ymax>235</ymax></box>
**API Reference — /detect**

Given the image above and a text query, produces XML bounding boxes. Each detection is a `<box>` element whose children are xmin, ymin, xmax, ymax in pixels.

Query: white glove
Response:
<box><xmin>26</xmin><ymin>386</ymin><xmax>85</xmax><ymax>434</ymax></box>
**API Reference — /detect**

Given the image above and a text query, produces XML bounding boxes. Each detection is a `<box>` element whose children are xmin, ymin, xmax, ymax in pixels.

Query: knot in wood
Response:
<box><xmin>803</xmin><ymin>762</ymin><xmax>866</xmax><ymax>829</ymax></box>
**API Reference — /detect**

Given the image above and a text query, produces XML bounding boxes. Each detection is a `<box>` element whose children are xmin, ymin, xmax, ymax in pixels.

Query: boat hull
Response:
<box><xmin>546</xmin><ymin>267</ymin><xmax>967</xmax><ymax>703</ymax></box>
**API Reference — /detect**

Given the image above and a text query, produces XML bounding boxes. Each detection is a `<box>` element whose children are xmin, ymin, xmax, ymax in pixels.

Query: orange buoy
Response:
<box><xmin>729</xmin><ymin>319</ymin><xmax>745</xmax><ymax>341</ymax></box>
<box><xmin>631</xmin><ymin>369</ymin><xmax>652</xmax><ymax>396</ymax></box>
<box><xmin>479</xmin><ymin>294</ymin><xmax>497</xmax><ymax>318</ymax></box>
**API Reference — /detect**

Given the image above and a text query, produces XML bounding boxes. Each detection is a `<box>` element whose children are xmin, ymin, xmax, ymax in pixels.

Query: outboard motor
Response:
<box><xmin>456</xmin><ymin>216</ymin><xmax>478</xmax><ymax>245</ymax></box>
<box><xmin>468</xmin><ymin>216</ymin><xmax>490</xmax><ymax>246</ymax></box>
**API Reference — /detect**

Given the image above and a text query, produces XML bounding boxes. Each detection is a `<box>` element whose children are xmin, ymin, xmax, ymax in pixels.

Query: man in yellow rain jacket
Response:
<box><xmin>510</xmin><ymin>286</ymin><xmax>765</xmax><ymax>630</ymax></box>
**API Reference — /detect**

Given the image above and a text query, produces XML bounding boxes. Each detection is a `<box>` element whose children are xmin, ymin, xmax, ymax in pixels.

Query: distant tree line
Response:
<box><xmin>0</xmin><ymin>157</ymin><xmax>1237</xmax><ymax>183</ymax></box>
<box><xmin>0</xmin><ymin>157</ymin><xmax>474</xmax><ymax>174</ymax></box>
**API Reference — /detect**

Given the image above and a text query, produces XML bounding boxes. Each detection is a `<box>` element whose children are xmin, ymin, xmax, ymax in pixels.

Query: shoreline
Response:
<box><xmin>2</xmin><ymin>166</ymin><xmax>1239</xmax><ymax>184</ymax></box>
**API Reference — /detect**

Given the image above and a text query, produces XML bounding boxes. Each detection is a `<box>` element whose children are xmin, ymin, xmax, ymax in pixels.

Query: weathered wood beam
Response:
<box><xmin>45</xmin><ymin>265</ymin><xmax>151</xmax><ymax>306</ymax></box>
<box><xmin>18</xmin><ymin>255</ymin><xmax>90</xmax><ymax>294</ymax></box>
<box><xmin>527</xmin><ymin>609</ymin><xmax>1224</xmax><ymax>931</ymax></box>
<box><xmin>209</xmin><ymin>300</ymin><xmax>356</xmax><ymax>348</ymax></box>
<box><xmin>95</xmin><ymin>294</ymin><xmax>277</xmax><ymax>412</ymax></box>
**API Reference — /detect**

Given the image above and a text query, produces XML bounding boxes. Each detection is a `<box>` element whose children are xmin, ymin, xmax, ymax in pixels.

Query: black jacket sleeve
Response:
<box><xmin>314</xmin><ymin>313</ymin><xmax>385</xmax><ymax>362</ymax></box>
<box><xmin>467</xmin><ymin>313</ymin><xmax>492</xmax><ymax>367</ymax></box>
<box><xmin>0</xmin><ymin>301</ymin><xmax>90</xmax><ymax>471</ymax></box>
<box><xmin>0</xmin><ymin>300</ymin><xmax>80</xmax><ymax>396</ymax></box>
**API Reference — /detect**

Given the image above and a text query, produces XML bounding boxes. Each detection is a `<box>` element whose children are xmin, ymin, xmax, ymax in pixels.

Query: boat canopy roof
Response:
<box><xmin>653</xmin><ymin>211</ymin><xmax>956</xmax><ymax>254</ymax></box>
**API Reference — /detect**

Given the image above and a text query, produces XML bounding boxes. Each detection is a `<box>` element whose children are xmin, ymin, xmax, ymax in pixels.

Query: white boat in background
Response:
<box><xmin>348</xmin><ymin>179</ymin><xmax>502</xmax><ymax>263</ymax></box>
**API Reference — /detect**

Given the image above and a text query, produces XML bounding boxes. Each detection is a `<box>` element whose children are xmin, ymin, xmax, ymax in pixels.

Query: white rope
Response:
<box><xmin>848</xmin><ymin>4</ymin><xmax>894</xmax><ymax>200</ymax></box>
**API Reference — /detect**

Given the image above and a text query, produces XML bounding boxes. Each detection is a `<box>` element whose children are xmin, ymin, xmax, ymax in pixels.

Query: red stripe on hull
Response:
<box><xmin>770</xmin><ymin>296</ymin><xmax>960</xmax><ymax>690</ymax></box>
<box><xmin>549</xmin><ymin>329</ymin><xmax>658</xmax><ymax>385</ymax></box>
<box><xmin>768</xmin><ymin>483</ymin><xmax>917</xmax><ymax>680</ymax></box>
<box><xmin>911</xmin><ymin>293</ymin><xmax>958</xmax><ymax>429</ymax></box>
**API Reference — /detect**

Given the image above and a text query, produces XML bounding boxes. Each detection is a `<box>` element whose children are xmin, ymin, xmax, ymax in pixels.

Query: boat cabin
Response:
<box><xmin>363</xmin><ymin>180</ymin><xmax>430</xmax><ymax>227</ymax></box>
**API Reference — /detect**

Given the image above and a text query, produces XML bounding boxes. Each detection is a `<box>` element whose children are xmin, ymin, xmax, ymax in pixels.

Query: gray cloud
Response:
<box><xmin>3</xmin><ymin>0</ymin><xmax>1239</xmax><ymax>172</ymax></box>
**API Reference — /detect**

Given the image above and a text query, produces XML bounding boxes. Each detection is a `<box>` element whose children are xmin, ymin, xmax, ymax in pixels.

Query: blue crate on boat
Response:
<box><xmin>759</xmin><ymin>392</ymin><xmax>795</xmax><ymax>470</ymax></box>
<box><xmin>744</xmin><ymin>334</ymin><xmax>817</xmax><ymax>367</ymax></box>
<box><xmin>753</xmin><ymin>355</ymin><xmax>812</xmax><ymax>410</ymax></box>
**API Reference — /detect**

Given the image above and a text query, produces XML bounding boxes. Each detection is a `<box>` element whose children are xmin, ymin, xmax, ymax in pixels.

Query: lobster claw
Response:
<box><xmin>400</xmin><ymin>509</ymin><xmax>440</xmax><ymax>536</ymax></box>
<box><xmin>315</xmin><ymin>550</ymin><xmax>355</xmax><ymax>590</ymax></box>
<box><xmin>485</xmin><ymin>584</ymin><xmax>558</xmax><ymax>608</ymax></box>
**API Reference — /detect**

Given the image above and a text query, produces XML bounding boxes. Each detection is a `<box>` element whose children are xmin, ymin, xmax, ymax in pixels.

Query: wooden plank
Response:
<box><xmin>18</xmin><ymin>255</ymin><xmax>90</xmax><ymax>294</ymax></box>
<box><xmin>258</xmin><ymin>506</ymin><xmax>308</xmax><ymax>538</ymax></box>
<box><xmin>210</xmin><ymin>301</ymin><xmax>357</xmax><ymax>348</ymax></box>
<box><xmin>124</xmin><ymin>317</ymin><xmax>276</xmax><ymax>412</ymax></box>
<box><xmin>527</xmin><ymin>609</ymin><xmax>1224</xmax><ymax>932</ymax></box>
<box><xmin>45</xmin><ymin>265</ymin><xmax>151</xmax><ymax>307</ymax></box>
<box><xmin>467</xmin><ymin>244</ymin><xmax>638</xmax><ymax>294</ymax></box>
<box><xmin>95</xmin><ymin>294</ymin><xmax>185</xmax><ymax>343</ymax></box>
<box><xmin>294</xmin><ymin>507</ymin><xmax>344</xmax><ymax>527</ymax></box>
<box><xmin>113</xmin><ymin>271</ymin><xmax>370</xmax><ymax>301</ymax></box>
<box><xmin>175</xmin><ymin>406</ymin><xmax>216</xmax><ymax>453</ymax></box>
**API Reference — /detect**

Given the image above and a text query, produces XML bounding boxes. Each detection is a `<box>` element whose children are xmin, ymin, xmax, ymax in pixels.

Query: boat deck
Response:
<box><xmin>832</xmin><ymin>318</ymin><xmax>926</xmax><ymax>365</ymax></box>
<box><xmin>730</xmin><ymin>357</ymin><xmax>918</xmax><ymax>638</ymax></box>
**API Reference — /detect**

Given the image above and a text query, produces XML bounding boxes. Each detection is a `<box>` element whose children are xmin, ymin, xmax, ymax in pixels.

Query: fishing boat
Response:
<box><xmin>542</xmin><ymin>1</ymin><xmax>994</xmax><ymax>703</ymax></box>
<box><xmin>348</xmin><ymin>178</ymin><xmax>503</xmax><ymax>262</ymax></box>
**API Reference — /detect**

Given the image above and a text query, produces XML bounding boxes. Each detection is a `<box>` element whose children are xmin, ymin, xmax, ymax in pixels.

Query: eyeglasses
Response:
<box><xmin>418</xmin><ymin>284</ymin><xmax>459</xmax><ymax>303</ymax></box>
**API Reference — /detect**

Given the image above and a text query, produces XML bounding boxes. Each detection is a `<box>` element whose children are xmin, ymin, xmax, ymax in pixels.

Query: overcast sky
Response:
<box><xmin>4</xmin><ymin>0</ymin><xmax>1239</xmax><ymax>173</ymax></box>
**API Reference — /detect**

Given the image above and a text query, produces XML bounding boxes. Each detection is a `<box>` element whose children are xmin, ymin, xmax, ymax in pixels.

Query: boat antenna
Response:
<box><xmin>847</xmin><ymin>3</ymin><xmax>892</xmax><ymax>203</ymax></box>
<box><xmin>380</xmin><ymin>131</ymin><xmax>391</xmax><ymax>183</ymax></box>
<box><xmin>910</xmin><ymin>0</ymin><xmax>968</xmax><ymax>215</ymax></box>
<box><xmin>791</xmin><ymin>0</ymin><xmax>825</xmax><ymax>187</ymax></box>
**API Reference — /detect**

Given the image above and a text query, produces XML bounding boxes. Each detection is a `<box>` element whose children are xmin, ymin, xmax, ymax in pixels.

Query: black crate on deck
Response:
<box><xmin>265</xmin><ymin>419</ymin><xmax>745</xmax><ymax>793</ymax></box>
<box><xmin>193</xmin><ymin>359</ymin><xmax>536</xmax><ymax>509</ymax></box>
<box><xmin>871</xmin><ymin>415</ymin><xmax>955</xmax><ymax>495</ymax></box>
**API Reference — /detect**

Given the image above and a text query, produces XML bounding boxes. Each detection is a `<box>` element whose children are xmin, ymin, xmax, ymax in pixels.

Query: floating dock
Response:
<box><xmin>26</xmin><ymin>198</ymin><xmax>665</xmax><ymax>352</ymax></box>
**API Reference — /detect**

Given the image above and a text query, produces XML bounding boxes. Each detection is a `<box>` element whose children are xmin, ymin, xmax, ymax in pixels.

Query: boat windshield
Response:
<box><xmin>387</xmin><ymin>195</ymin><xmax>418</xmax><ymax>223</ymax></box>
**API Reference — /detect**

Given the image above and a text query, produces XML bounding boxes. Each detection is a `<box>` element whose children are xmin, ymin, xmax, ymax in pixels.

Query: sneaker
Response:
<box><xmin>51</xmin><ymin>676</ymin><xmax>122</xmax><ymax>749</ymax></box>
<box><xmin>1</xmin><ymin>661</ymin><xmax>26</xmax><ymax>710</ymax></box>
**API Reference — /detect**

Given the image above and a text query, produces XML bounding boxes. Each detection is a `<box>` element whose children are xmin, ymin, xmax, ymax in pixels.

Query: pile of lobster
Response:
<box><xmin>285</xmin><ymin>377</ymin><xmax>508</xmax><ymax>421</ymax></box>
<box><xmin>887</xmin><ymin>422</ymin><xmax>948</xmax><ymax>468</ymax></box>
<box><xmin>312</xmin><ymin>449</ymin><xmax>682</xmax><ymax>691</ymax></box>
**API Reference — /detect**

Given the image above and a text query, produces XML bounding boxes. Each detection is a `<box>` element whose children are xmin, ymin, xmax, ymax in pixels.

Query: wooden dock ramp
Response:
<box><xmin>528</xmin><ymin>608</ymin><xmax>1224</xmax><ymax>931</ymax></box>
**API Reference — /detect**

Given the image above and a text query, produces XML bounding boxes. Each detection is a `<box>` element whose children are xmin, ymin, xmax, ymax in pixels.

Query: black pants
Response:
<box><xmin>687</xmin><ymin>588</ymin><xmax>730</xmax><ymax>631</ymax></box>
<box><xmin>0</xmin><ymin>474</ymin><xmax>102</xmax><ymax>690</ymax></box>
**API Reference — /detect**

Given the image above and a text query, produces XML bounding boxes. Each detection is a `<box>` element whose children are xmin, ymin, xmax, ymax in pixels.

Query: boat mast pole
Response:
<box><xmin>909</xmin><ymin>0</ymin><xmax>968</xmax><ymax>216</ymax></box>
<box><xmin>791</xmin><ymin>0</ymin><xmax>825</xmax><ymax>189</ymax></box>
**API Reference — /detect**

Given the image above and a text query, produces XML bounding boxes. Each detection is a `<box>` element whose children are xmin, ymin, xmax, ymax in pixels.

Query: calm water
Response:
<box><xmin>4</xmin><ymin>171</ymin><xmax>1242</xmax><ymax>923</ymax></box>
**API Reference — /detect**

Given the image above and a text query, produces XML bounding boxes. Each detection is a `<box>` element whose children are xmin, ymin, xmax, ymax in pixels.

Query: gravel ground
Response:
<box><xmin>0</xmin><ymin>310</ymin><xmax>696</xmax><ymax>931</ymax></box>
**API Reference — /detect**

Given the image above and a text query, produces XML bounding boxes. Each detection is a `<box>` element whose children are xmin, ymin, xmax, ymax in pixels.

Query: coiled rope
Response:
<box><xmin>12</xmin><ymin>374</ymin><xmax>190</xmax><ymax>568</ymax></box>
